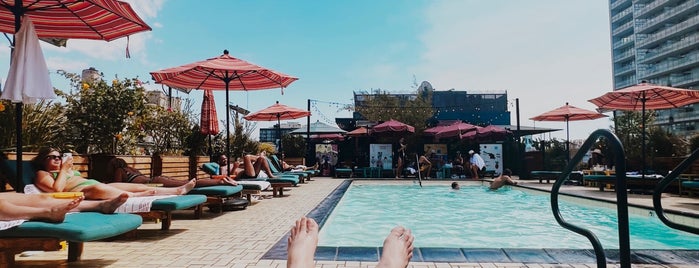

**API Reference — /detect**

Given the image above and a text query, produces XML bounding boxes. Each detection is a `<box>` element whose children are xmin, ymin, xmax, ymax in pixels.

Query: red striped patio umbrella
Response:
<box><xmin>0</xmin><ymin>0</ymin><xmax>151</xmax><ymax>186</ymax></box>
<box><xmin>424</xmin><ymin>121</ymin><xmax>477</xmax><ymax>140</ymax></box>
<box><xmin>244</xmin><ymin>101</ymin><xmax>310</xmax><ymax>156</ymax></box>
<box><xmin>372</xmin><ymin>119</ymin><xmax>415</xmax><ymax>134</ymax></box>
<box><xmin>589</xmin><ymin>82</ymin><xmax>699</xmax><ymax>178</ymax></box>
<box><xmin>531</xmin><ymin>102</ymin><xmax>607</xmax><ymax>162</ymax></box>
<box><xmin>200</xmin><ymin>89</ymin><xmax>220</xmax><ymax>158</ymax></box>
<box><xmin>151</xmin><ymin>50</ymin><xmax>298</xmax><ymax>168</ymax></box>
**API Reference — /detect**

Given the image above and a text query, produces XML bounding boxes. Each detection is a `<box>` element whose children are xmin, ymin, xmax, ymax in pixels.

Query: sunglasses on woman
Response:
<box><xmin>45</xmin><ymin>155</ymin><xmax>62</xmax><ymax>160</ymax></box>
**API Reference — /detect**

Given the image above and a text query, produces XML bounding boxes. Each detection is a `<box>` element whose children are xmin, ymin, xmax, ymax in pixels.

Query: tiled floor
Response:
<box><xmin>12</xmin><ymin>177</ymin><xmax>699</xmax><ymax>267</ymax></box>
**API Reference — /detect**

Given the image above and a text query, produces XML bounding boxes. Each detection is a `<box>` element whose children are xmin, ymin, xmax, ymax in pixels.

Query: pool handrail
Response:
<box><xmin>652</xmin><ymin>148</ymin><xmax>699</xmax><ymax>235</ymax></box>
<box><xmin>550</xmin><ymin>129</ymin><xmax>631</xmax><ymax>268</ymax></box>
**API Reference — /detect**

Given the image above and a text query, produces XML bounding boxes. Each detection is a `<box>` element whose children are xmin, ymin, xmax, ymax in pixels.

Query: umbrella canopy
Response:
<box><xmin>244</xmin><ymin>101</ymin><xmax>310</xmax><ymax>122</ymax></box>
<box><xmin>289</xmin><ymin>121</ymin><xmax>346</xmax><ymax>134</ymax></box>
<box><xmin>0</xmin><ymin>1</ymin><xmax>150</xmax><ymax>188</ymax></box>
<box><xmin>1</xmin><ymin>17</ymin><xmax>53</xmax><ymax>103</ymax></box>
<box><xmin>244</xmin><ymin>101</ymin><xmax>310</xmax><ymax>155</ymax></box>
<box><xmin>424</xmin><ymin>121</ymin><xmax>477</xmax><ymax>140</ymax></box>
<box><xmin>200</xmin><ymin>89</ymin><xmax>219</xmax><ymax>159</ymax></box>
<box><xmin>372</xmin><ymin>119</ymin><xmax>415</xmax><ymax>134</ymax></box>
<box><xmin>345</xmin><ymin>126</ymin><xmax>369</xmax><ymax>137</ymax></box>
<box><xmin>589</xmin><ymin>82</ymin><xmax>699</xmax><ymax>177</ymax></box>
<box><xmin>0</xmin><ymin>0</ymin><xmax>151</xmax><ymax>41</ymax></box>
<box><xmin>531</xmin><ymin>102</ymin><xmax>607</xmax><ymax>162</ymax></box>
<box><xmin>151</xmin><ymin>50</ymin><xmax>299</xmax><ymax>167</ymax></box>
<box><xmin>461</xmin><ymin>125</ymin><xmax>509</xmax><ymax>141</ymax></box>
<box><xmin>200</xmin><ymin>90</ymin><xmax>220</xmax><ymax>135</ymax></box>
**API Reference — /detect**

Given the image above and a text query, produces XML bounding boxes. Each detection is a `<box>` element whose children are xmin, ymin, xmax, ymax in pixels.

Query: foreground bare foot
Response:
<box><xmin>99</xmin><ymin>193</ymin><xmax>129</xmax><ymax>214</ymax></box>
<box><xmin>222</xmin><ymin>177</ymin><xmax>238</xmax><ymax>186</ymax></box>
<box><xmin>41</xmin><ymin>196</ymin><xmax>84</xmax><ymax>223</ymax></box>
<box><xmin>177</xmin><ymin>179</ymin><xmax>197</xmax><ymax>194</ymax></box>
<box><xmin>377</xmin><ymin>226</ymin><xmax>414</xmax><ymax>268</ymax></box>
<box><xmin>287</xmin><ymin>217</ymin><xmax>318</xmax><ymax>268</ymax></box>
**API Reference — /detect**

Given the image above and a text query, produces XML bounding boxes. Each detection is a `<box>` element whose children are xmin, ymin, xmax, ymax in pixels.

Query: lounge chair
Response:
<box><xmin>201</xmin><ymin>162</ymin><xmax>299</xmax><ymax>197</ymax></box>
<box><xmin>269</xmin><ymin>154</ymin><xmax>317</xmax><ymax>180</ymax></box>
<box><xmin>264</xmin><ymin>156</ymin><xmax>309</xmax><ymax>183</ymax></box>
<box><xmin>1</xmin><ymin>160</ymin><xmax>207</xmax><ymax>230</ymax></box>
<box><xmin>0</xmin><ymin>212</ymin><xmax>143</xmax><ymax>265</ymax></box>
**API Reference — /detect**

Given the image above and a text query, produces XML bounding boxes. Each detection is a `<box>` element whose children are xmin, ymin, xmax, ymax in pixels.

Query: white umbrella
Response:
<box><xmin>2</xmin><ymin>16</ymin><xmax>54</xmax><ymax>103</ymax></box>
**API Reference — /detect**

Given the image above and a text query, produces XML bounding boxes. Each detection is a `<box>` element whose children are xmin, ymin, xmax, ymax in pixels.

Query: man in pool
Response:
<box><xmin>451</xmin><ymin>181</ymin><xmax>460</xmax><ymax>190</ymax></box>
<box><xmin>286</xmin><ymin>216</ymin><xmax>414</xmax><ymax>268</ymax></box>
<box><xmin>489</xmin><ymin>168</ymin><xmax>517</xmax><ymax>190</ymax></box>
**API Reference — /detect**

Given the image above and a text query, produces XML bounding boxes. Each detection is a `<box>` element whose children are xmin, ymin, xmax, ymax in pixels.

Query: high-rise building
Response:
<box><xmin>609</xmin><ymin>0</ymin><xmax>699</xmax><ymax>139</ymax></box>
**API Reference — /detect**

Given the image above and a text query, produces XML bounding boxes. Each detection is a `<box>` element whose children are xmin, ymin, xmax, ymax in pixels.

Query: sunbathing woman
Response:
<box><xmin>33</xmin><ymin>147</ymin><xmax>196</xmax><ymax>201</ymax></box>
<box><xmin>286</xmin><ymin>217</ymin><xmax>414</xmax><ymax>268</ymax></box>
<box><xmin>218</xmin><ymin>152</ymin><xmax>278</xmax><ymax>179</ymax></box>
<box><xmin>0</xmin><ymin>192</ymin><xmax>128</xmax><ymax>222</ymax></box>
<box><xmin>108</xmin><ymin>158</ymin><xmax>237</xmax><ymax>187</ymax></box>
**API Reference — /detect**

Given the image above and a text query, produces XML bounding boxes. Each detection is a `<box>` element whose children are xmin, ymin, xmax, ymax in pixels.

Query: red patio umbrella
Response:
<box><xmin>200</xmin><ymin>89</ymin><xmax>220</xmax><ymax>158</ymax></box>
<box><xmin>244</xmin><ymin>101</ymin><xmax>310</xmax><ymax>156</ymax></box>
<box><xmin>531</xmin><ymin>102</ymin><xmax>607</xmax><ymax>162</ymax></box>
<box><xmin>0</xmin><ymin>0</ymin><xmax>151</xmax><ymax>186</ymax></box>
<box><xmin>461</xmin><ymin>125</ymin><xmax>509</xmax><ymax>142</ymax></box>
<box><xmin>589</xmin><ymin>82</ymin><xmax>699</xmax><ymax>177</ymax></box>
<box><xmin>372</xmin><ymin>119</ymin><xmax>415</xmax><ymax>134</ymax></box>
<box><xmin>424</xmin><ymin>121</ymin><xmax>477</xmax><ymax>140</ymax></box>
<box><xmin>151</xmin><ymin>50</ymin><xmax>298</xmax><ymax>168</ymax></box>
<box><xmin>346</xmin><ymin>126</ymin><xmax>369</xmax><ymax>137</ymax></box>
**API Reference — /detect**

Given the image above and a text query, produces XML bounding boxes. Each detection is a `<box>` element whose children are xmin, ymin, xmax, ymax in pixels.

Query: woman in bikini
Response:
<box><xmin>108</xmin><ymin>158</ymin><xmax>237</xmax><ymax>187</ymax></box>
<box><xmin>33</xmin><ymin>147</ymin><xmax>196</xmax><ymax>201</ymax></box>
<box><xmin>218</xmin><ymin>152</ymin><xmax>277</xmax><ymax>179</ymax></box>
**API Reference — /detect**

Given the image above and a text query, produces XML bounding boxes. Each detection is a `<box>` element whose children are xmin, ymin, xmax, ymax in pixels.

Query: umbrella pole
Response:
<box><xmin>225</xmin><ymin>74</ymin><xmax>231</xmax><ymax>169</ymax></box>
<box><xmin>566</xmin><ymin>117</ymin><xmax>570</xmax><ymax>164</ymax></box>
<box><xmin>277</xmin><ymin>114</ymin><xmax>282</xmax><ymax>161</ymax></box>
<box><xmin>641</xmin><ymin>97</ymin><xmax>646</xmax><ymax>180</ymax></box>
<box><xmin>15</xmin><ymin>103</ymin><xmax>23</xmax><ymax>185</ymax></box>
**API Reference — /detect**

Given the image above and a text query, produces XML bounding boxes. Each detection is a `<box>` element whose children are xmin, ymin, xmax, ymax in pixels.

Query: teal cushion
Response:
<box><xmin>682</xmin><ymin>181</ymin><xmax>699</xmax><ymax>189</ymax></box>
<box><xmin>151</xmin><ymin>195</ymin><xmax>207</xmax><ymax>211</ymax></box>
<box><xmin>188</xmin><ymin>185</ymin><xmax>243</xmax><ymax>196</ymax></box>
<box><xmin>267</xmin><ymin>177</ymin><xmax>299</xmax><ymax>186</ymax></box>
<box><xmin>1</xmin><ymin>160</ymin><xmax>36</xmax><ymax>192</ymax></box>
<box><xmin>241</xmin><ymin>183</ymin><xmax>263</xmax><ymax>190</ymax></box>
<box><xmin>0</xmin><ymin>212</ymin><xmax>142</xmax><ymax>241</ymax></box>
<box><xmin>202</xmin><ymin>162</ymin><xmax>220</xmax><ymax>175</ymax></box>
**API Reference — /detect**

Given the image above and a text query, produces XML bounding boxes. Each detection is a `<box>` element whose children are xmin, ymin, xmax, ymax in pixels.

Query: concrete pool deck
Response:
<box><xmin>12</xmin><ymin>176</ymin><xmax>699</xmax><ymax>267</ymax></box>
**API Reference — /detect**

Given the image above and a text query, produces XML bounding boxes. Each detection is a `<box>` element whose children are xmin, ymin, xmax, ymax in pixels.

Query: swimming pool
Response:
<box><xmin>318</xmin><ymin>183</ymin><xmax>699</xmax><ymax>249</ymax></box>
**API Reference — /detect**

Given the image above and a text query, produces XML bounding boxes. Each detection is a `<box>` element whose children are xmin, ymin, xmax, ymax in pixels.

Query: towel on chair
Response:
<box><xmin>24</xmin><ymin>184</ymin><xmax>175</xmax><ymax>213</ymax></box>
<box><xmin>0</xmin><ymin>220</ymin><xmax>26</xmax><ymax>230</ymax></box>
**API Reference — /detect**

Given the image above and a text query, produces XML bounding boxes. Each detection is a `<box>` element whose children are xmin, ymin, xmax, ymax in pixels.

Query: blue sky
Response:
<box><xmin>1</xmin><ymin>0</ymin><xmax>614</xmax><ymax>141</ymax></box>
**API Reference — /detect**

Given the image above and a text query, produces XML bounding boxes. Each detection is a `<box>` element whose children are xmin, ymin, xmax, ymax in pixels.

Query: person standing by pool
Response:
<box><xmin>468</xmin><ymin>150</ymin><xmax>486</xmax><ymax>179</ymax></box>
<box><xmin>286</xmin><ymin>216</ymin><xmax>414</xmax><ymax>268</ymax></box>
<box><xmin>489</xmin><ymin>168</ymin><xmax>517</xmax><ymax>190</ymax></box>
<box><xmin>394</xmin><ymin>137</ymin><xmax>407</xmax><ymax>179</ymax></box>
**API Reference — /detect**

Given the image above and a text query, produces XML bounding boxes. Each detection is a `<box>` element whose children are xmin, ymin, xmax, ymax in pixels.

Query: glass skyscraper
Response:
<box><xmin>610</xmin><ymin>0</ymin><xmax>699</xmax><ymax>138</ymax></box>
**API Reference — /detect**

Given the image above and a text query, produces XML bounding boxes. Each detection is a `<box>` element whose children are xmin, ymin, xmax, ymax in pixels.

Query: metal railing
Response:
<box><xmin>550</xmin><ymin>129</ymin><xmax>630</xmax><ymax>268</ymax></box>
<box><xmin>652</xmin><ymin>148</ymin><xmax>699</xmax><ymax>235</ymax></box>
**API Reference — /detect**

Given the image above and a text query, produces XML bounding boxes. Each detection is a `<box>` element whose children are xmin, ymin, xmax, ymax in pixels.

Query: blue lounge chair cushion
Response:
<box><xmin>152</xmin><ymin>195</ymin><xmax>208</xmax><ymax>211</ymax></box>
<box><xmin>0</xmin><ymin>212</ymin><xmax>142</xmax><ymax>241</ymax></box>
<box><xmin>682</xmin><ymin>181</ymin><xmax>699</xmax><ymax>189</ymax></box>
<box><xmin>201</xmin><ymin>162</ymin><xmax>220</xmax><ymax>175</ymax></box>
<box><xmin>188</xmin><ymin>185</ymin><xmax>243</xmax><ymax>196</ymax></box>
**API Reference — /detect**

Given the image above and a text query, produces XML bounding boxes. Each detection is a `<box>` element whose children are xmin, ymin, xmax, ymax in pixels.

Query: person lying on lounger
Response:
<box><xmin>217</xmin><ymin>153</ymin><xmax>278</xmax><ymax>179</ymax></box>
<box><xmin>33</xmin><ymin>147</ymin><xmax>196</xmax><ymax>201</ymax></box>
<box><xmin>286</xmin><ymin>216</ymin><xmax>414</xmax><ymax>268</ymax></box>
<box><xmin>489</xmin><ymin>168</ymin><xmax>517</xmax><ymax>190</ymax></box>
<box><xmin>108</xmin><ymin>158</ymin><xmax>238</xmax><ymax>187</ymax></box>
<box><xmin>0</xmin><ymin>192</ymin><xmax>128</xmax><ymax>222</ymax></box>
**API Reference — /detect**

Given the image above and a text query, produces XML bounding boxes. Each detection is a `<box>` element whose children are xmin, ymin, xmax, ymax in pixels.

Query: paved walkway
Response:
<box><xmin>13</xmin><ymin>177</ymin><xmax>699</xmax><ymax>267</ymax></box>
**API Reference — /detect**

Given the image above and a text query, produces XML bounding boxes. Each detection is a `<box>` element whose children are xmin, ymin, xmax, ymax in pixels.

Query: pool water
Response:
<box><xmin>318</xmin><ymin>183</ymin><xmax>699</xmax><ymax>249</ymax></box>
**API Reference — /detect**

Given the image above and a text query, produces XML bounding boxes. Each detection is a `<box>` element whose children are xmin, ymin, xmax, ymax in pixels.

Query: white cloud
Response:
<box><xmin>413</xmin><ymin>0</ymin><xmax>614</xmax><ymax>140</ymax></box>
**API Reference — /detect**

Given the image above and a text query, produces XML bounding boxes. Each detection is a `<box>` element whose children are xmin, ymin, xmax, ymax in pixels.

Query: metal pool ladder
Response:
<box><xmin>550</xmin><ymin>129</ymin><xmax>630</xmax><ymax>268</ymax></box>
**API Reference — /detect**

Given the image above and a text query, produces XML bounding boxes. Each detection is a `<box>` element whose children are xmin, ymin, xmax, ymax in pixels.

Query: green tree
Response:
<box><xmin>62</xmin><ymin>76</ymin><xmax>146</xmax><ymax>154</ymax></box>
<box><xmin>135</xmin><ymin>103</ymin><xmax>194</xmax><ymax>155</ymax></box>
<box><xmin>354</xmin><ymin>90</ymin><xmax>433</xmax><ymax>131</ymax></box>
<box><xmin>612</xmin><ymin>110</ymin><xmax>654</xmax><ymax>170</ymax></box>
<box><xmin>0</xmin><ymin>99</ymin><xmax>67</xmax><ymax>152</ymax></box>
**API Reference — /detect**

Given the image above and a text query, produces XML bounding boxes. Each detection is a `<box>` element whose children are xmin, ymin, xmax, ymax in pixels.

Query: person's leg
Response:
<box><xmin>395</xmin><ymin>158</ymin><xmax>403</xmax><ymax>179</ymax></box>
<box><xmin>76</xmin><ymin>193</ymin><xmax>129</xmax><ymax>214</ymax></box>
<box><xmin>377</xmin><ymin>226</ymin><xmax>414</xmax><ymax>268</ymax></box>
<box><xmin>0</xmin><ymin>197</ymin><xmax>82</xmax><ymax>223</ymax></box>
<box><xmin>242</xmin><ymin>155</ymin><xmax>258</xmax><ymax>177</ymax></box>
<box><xmin>110</xmin><ymin>180</ymin><xmax>195</xmax><ymax>195</ymax></box>
<box><xmin>287</xmin><ymin>217</ymin><xmax>318</xmax><ymax>268</ymax></box>
<box><xmin>79</xmin><ymin>183</ymin><xmax>153</xmax><ymax>200</ymax></box>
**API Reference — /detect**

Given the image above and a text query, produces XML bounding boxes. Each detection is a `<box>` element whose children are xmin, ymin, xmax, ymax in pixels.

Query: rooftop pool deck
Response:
<box><xmin>10</xmin><ymin>177</ymin><xmax>699</xmax><ymax>267</ymax></box>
